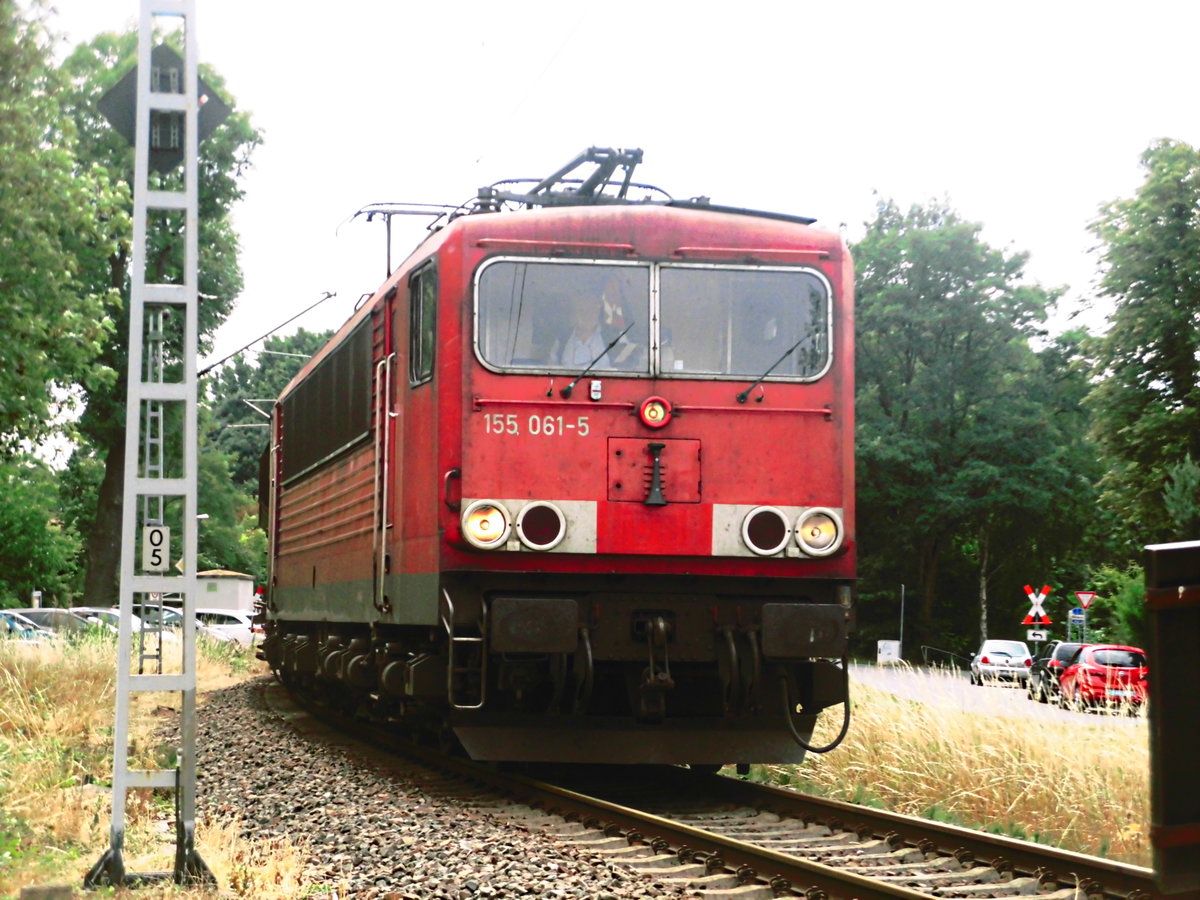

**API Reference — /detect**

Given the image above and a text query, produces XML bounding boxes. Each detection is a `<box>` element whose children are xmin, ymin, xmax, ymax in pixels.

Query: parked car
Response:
<box><xmin>119</xmin><ymin>603</ymin><xmax>237</xmax><ymax>643</ymax></box>
<box><xmin>1058</xmin><ymin>644</ymin><xmax>1148</xmax><ymax>712</ymax></box>
<box><xmin>71</xmin><ymin>607</ymin><xmax>179</xmax><ymax>643</ymax></box>
<box><xmin>1027</xmin><ymin>640</ymin><xmax>1086</xmax><ymax>703</ymax></box>
<box><xmin>194</xmin><ymin>608</ymin><xmax>260</xmax><ymax>647</ymax></box>
<box><xmin>0</xmin><ymin>609</ymin><xmax>56</xmax><ymax>642</ymax></box>
<box><xmin>969</xmin><ymin>639</ymin><xmax>1032</xmax><ymax>685</ymax></box>
<box><xmin>128</xmin><ymin>602</ymin><xmax>185</xmax><ymax>629</ymax></box>
<box><xmin>11</xmin><ymin>607</ymin><xmax>99</xmax><ymax>638</ymax></box>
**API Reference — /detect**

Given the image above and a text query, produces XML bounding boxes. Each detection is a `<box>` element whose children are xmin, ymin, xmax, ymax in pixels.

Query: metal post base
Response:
<box><xmin>173</xmin><ymin>824</ymin><xmax>217</xmax><ymax>887</ymax></box>
<box><xmin>83</xmin><ymin>830</ymin><xmax>215</xmax><ymax>890</ymax></box>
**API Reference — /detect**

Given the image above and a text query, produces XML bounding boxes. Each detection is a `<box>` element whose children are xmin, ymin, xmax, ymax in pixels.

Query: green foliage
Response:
<box><xmin>196</xmin><ymin>420</ymin><xmax>266</xmax><ymax>585</ymax></box>
<box><xmin>852</xmin><ymin>198</ymin><xmax>1096</xmax><ymax>653</ymax></box>
<box><xmin>57</xmin><ymin>28</ymin><xmax>263</xmax><ymax>448</ymax></box>
<box><xmin>0</xmin><ymin>0</ymin><xmax>126</xmax><ymax>456</ymax></box>
<box><xmin>1087</xmin><ymin>563</ymin><xmax>1147</xmax><ymax>648</ymax></box>
<box><xmin>0</xmin><ymin>456</ymin><xmax>82</xmax><ymax>604</ymax></box>
<box><xmin>1087</xmin><ymin>139</ymin><xmax>1200</xmax><ymax>548</ymax></box>
<box><xmin>1162</xmin><ymin>454</ymin><xmax>1200</xmax><ymax>538</ymax></box>
<box><xmin>48</xmin><ymin>26</ymin><xmax>264</xmax><ymax>603</ymax></box>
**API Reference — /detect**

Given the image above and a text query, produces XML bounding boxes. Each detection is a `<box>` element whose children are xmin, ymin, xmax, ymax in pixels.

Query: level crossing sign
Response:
<box><xmin>1022</xmin><ymin>584</ymin><xmax>1052</xmax><ymax>625</ymax></box>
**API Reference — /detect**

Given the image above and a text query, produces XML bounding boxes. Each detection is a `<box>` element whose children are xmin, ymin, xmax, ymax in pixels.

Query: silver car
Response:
<box><xmin>1</xmin><ymin>609</ymin><xmax>56</xmax><ymax>642</ymax></box>
<box><xmin>969</xmin><ymin>639</ymin><xmax>1032</xmax><ymax>685</ymax></box>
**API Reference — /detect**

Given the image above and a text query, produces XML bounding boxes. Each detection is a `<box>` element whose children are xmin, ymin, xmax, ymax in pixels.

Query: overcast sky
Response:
<box><xmin>41</xmin><ymin>0</ymin><xmax>1200</xmax><ymax>368</ymax></box>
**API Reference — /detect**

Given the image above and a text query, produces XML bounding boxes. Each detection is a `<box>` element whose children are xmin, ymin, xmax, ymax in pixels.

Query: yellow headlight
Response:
<box><xmin>795</xmin><ymin>508</ymin><xmax>843</xmax><ymax>557</ymax></box>
<box><xmin>462</xmin><ymin>501</ymin><xmax>511</xmax><ymax>549</ymax></box>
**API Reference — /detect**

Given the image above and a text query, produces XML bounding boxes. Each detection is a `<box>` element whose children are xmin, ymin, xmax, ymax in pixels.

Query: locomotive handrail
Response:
<box><xmin>470</xmin><ymin>397</ymin><xmax>832</xmax><ymax>416</ymax></box>
<box><xmin>674</xmin><ymin>404</ymin><xmax>833</xmax><ymax>418</ymax></box>
<box><xmin>373</xmin><ymin>353</ymin><xmax>395</xmax><ymax>615</ymax></box>
<box><xmin>472</xmin><ymin>397</ymin><xmax>636</xmax><ymax>411</ymax></box>
<box><xmin>442</xmin><ymin>469</ymin><xmax>461</xmax><ymax>512</ymax></box>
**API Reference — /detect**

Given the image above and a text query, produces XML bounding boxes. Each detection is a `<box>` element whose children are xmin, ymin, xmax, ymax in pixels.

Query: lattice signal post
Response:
<box><xmin>86</xmin><ymin>0</ymin><xmax>220</xmax><ymax>887</ymax></box>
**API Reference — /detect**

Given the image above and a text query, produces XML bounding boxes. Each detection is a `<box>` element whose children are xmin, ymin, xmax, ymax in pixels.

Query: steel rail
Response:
<box><xmin>404</xmin><ymin>745</ymin><xmax>935</xmax><ymax>900</ymax></box>
<box><xmin>696</xmin><ymin>774</ymin><xmax>1159</xmax><ymax>899</ymax></box>
<box><xmin>267</xmin><ymin>681</ymin><xmax>1162</xmax><ymax>900</ymax></box>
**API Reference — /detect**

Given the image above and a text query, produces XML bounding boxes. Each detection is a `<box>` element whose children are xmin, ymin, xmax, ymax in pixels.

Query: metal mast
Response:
<box><xmin>86</xmin><ymin>0</ymin><xmax>213</xmax><ymax>887</ymax></box>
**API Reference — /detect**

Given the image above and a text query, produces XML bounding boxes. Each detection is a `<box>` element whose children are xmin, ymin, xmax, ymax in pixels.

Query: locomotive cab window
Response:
<box><xmin>475</xmin><ymin>260</ymin><xmax>650</xmax><ymax>373</ymax></box>
<box><xmin>410</xmin><ymin>265</ymin><xmax>437</xmax><ymax>386</ymax></box>
<box><xmin>475</xmin><ymin>259</ymin><xmax>830</xmax><ymax>380</ymax></box>
<box><xmin>659</xmin><ymin>265</ymin><xmax>831</xmax><ymax>380</ymax></box>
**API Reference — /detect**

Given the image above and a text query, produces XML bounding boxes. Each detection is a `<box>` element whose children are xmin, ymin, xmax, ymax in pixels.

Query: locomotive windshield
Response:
<box><xmin>475</xmin><ymin>259</ymin><xmax>830</xmax><ymax>379</ymax></box>
<box><xmin>659</xmin><ymin>266</ymin><xmax>829</xmax><ymax>378</ymax></box>
<box><xmin>476</xmin><ymin>262</ymin><xmax>651</xmax><ymax>372</ymax></box>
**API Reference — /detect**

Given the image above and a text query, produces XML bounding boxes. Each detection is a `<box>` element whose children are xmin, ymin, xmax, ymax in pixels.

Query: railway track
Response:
<box><xmin>269</xmin><ymin>682</ymin><xmax>1160</xmax><ymax>900</ymax></box>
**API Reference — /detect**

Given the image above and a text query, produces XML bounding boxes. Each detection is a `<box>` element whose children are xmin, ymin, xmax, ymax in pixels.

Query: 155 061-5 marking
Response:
<box><xmin>483</xmin><ymin>413</ymin><xmax>590</xmax><ymax>437</ymax></box>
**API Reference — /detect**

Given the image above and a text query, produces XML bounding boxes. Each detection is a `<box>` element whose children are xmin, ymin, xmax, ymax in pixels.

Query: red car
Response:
<box><xmin>1058</xmin><ymin>644</ymin><xmax>1148</xmax><ymax>712</ymax></box>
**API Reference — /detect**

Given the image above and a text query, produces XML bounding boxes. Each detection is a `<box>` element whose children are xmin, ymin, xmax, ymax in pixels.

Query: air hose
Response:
<box><xmin>779</xmin><ymin>659</ymin><xmax>851</xmax><ymax>754</ymax></box>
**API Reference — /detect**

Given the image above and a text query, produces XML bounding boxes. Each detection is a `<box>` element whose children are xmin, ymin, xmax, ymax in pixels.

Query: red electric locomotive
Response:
<box><xmin>261</xmin><ymin>149</ymin><xmax>855</xmax><ymax>767</ymax></box>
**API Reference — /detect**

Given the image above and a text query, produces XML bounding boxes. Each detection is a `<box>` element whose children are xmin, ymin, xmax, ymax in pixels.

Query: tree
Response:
<box><xmin>0</xmin><ymin>0</ymin><xmax>127</xmax><ymax>456</ymax></box>
<box><xmin>853</xmin><ymin>198</ymin><xmax>1092</xmax><ymax>655</ymax></box>
<box><xmin>1087</xmin><ymin>139</ymin><xmax>1200</xmax><ymax>548</ymax></box>
<box><xmin>1162</xmin><ymin>454</ymin><xmax>1200</xmax><ymax>538</ymax></box>
<box><xmin>0</xmin><ymin>456</ymin><xmax>82</xmax><ymax>605</ymax></box>
<box><xmin>195</xmin><ymin>424</ymin><xmax>264</xmax><ymax>584</ymax></box>
<box><xmin>1086</xmin><ymin>563</ymin><xmax>1147</xmax><ymax>648</ymax></box>
<box><xmin>53</xmin><ymin>30</ymin><xmax>262</xmax><ymax>604</ymax></box>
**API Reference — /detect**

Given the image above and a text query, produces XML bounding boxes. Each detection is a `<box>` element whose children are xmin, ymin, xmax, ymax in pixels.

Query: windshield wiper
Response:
<box><xmin>735</xmin><ymin>331</ymin><xmax>822</xmax><ymax>403</ymax></box>
<box><xmin>559</xmin><ymin>321</ymin><xmax>635</xmax><ymax>398</ymax></box>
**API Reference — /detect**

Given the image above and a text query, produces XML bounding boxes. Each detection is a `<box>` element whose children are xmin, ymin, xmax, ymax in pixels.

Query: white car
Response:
<box><xmin>194</xmin><ymin>608</ymin><xmax>260</xmax><ymax>647</ymax></box>
<box><xmin>118</xmin><ymin>603</ymin><xmax>237</xmax><ymax>644</ymax></box>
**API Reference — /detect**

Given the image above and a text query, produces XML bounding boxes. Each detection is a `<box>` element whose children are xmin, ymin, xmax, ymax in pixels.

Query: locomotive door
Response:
<box><xmin>394</xmin><ymin>262</ymin><xmax>440</xmax><ymax>624</ymax></box>
<box><xmin>373</xmin><ymin>291</ymin><xmax>397</xmax><ymax>614</ymax></box>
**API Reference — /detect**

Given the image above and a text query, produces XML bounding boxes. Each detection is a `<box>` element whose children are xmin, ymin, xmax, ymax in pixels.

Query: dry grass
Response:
<box><xmin>0</xmin><ymin>632</ymin><xmax>313</xmax><ymax>899</ymax></box>
<box><xmin>2</xmin><ymin>647</ymin><xmax>1152</xmax><ymax>897</ymax></box>
<box><xmin>753</xmin><ymin>664</ymin><xmax>1150</xmax><ymax>866</ymax></box>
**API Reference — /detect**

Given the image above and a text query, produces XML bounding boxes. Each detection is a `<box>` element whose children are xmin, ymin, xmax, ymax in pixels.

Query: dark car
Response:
<box><xmin>1059</xmin><ymin>644</ymin><xmax>1148</xmax><ymax>712</ymax></box>
<box><xmin>1027</xmin><ymin>640</ymin><xmax>1086</xmax><ymax>703</ymax></box>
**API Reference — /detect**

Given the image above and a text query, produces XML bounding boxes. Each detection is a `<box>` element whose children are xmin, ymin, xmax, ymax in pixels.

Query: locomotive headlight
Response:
<box><xmin>741</xmin><ymin>506</ymin><xmax>792</xmax><ymax>556</ymax></box>
<box><xmin>516</xmin><ymin>502</ymin><xmax>567</xmax><ymax>551</ymax></box>
<box><xmin>639</xmin><ymin>395</ymin><xmax>672</xmax><ymax>428</ymax></box>
<box><xmin>462</xmin><ymin>500</ymin><xmax>511</xmax><ymax>549</ymax></box>
<box><xmin>795</xmin><ymin>508</ymin><xmax>843</xmax><ymax>557</ymax></box>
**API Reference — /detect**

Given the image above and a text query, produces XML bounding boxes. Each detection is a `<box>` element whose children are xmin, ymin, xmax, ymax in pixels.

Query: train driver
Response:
<box><xmin>558</xmin><ymin>293</ymin><xmax>614</xmax><ymax>369</ymax></box>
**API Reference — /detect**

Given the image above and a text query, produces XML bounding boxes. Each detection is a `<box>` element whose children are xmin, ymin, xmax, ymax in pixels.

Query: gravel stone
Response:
<box><xmin>178</xmin><ymin>678</ymin><xmax>692</xmax><ymax>898</ymax></box>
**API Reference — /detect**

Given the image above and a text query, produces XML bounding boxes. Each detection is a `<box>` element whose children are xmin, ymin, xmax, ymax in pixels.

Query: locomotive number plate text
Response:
<box><xmin>483</xmin><ymin>413</ymin><xmax>591</xmax><ymax>437</ymax></box>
